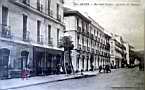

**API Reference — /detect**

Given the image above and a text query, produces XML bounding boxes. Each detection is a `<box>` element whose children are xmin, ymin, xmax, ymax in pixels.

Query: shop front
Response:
<box><xmin>33</xmin><ymin>46</ymin><xmax>63</xmax><ymax>76</ymax></box>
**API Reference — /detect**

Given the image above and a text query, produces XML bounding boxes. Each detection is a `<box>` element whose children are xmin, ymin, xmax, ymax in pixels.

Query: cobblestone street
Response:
<box><xmin>9</xmin><ymin>67</ymin><xmax>144</xmax><ymax>90</ymax></box>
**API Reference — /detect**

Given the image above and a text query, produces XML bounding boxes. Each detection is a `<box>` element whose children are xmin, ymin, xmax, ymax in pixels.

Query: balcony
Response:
<box><xmin>37</xmin><ymin>35</ymin><xmax>44</xmax><ymax>45</ymax></box>
<box><xmin>57</xmin><ymin>15</ymin><xmax>61</xmax><ymax>22</ymax></box>
<box><xmin>0</xmin><ymin>24</ymin><xmax>12</xmax><ymax>38</ymax></box>
<box><xmin>37</xmin><ymin>3</ymin><xmax>43</xmax><ymax>12</ymax></box>
<box><xmin>23</xmin><ymin>31</ymin><xmax>30</xmax><ymax>42</ymax></box>
<box><xmin>77</xmin><ymin>26</ymin><xmax>81</xmax><ymax>33</ymax></box>
<box><xmin>22</xmin><ymin>0</ymin><xmax>30</xmax><ymax>6</ymax></box>
<box><xmin>48</xmin><ymin>38</ymin><xmax>53</xmax><ymax>46</ymax></box>
<box><xmin>48</xmin><ymin>10</ymin><xmax>53</xmax><ymax>17</ymax></box>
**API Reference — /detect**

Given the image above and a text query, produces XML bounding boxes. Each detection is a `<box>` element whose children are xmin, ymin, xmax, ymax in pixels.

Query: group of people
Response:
<box><xmin>99</xmin><ymin>64</ymin><xmax>111</xmax><ymax>73</ymax></box>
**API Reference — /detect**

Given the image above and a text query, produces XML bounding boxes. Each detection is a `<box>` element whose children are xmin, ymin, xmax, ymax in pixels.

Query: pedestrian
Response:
<box><xmin>81</xmin><ymin>69</ymin><xmax>84</xmax><ymax>75</ymax></box>
<box><xmin>103</xmin><ymin>65</ymin><xmax>106</xmax><ymax>73</ymax></box>
<box><xmin>107</xmin><ymin>65</ymin><xmax>111</xmax><ymax>73</ymax></box>
<box><xmin>56</xmin><ymin>64</ymin><xmax>61</xmax><ymax>74</ymax></box>
<box><xmin>99</xmin><ymin>65</ymin><xmax>102</xmax><ymax>73</ymax></box>
<box><xmin>21</xmin><ymin>68</ymin><xmax>27</xmax><ymax>80</ymax></box>
<box><xmin>21</xmin><ymin>67</ymin><xmax>29</xmax><ymax>80</ymax></box>
<box><xmin>105</xmin><ymin>64</ymin><xmax>111</xmax><ymax>73</ymax></box>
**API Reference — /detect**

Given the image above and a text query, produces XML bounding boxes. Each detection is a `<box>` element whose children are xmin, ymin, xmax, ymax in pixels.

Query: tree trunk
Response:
<box><xmin>64</xmin><ymin>50</ymin><xmax>74</xmax><ymax>74</ymax></box>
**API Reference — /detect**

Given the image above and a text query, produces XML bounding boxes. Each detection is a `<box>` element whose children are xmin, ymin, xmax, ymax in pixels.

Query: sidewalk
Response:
<box><xmin>0</xmin><ymin>69</ymin><xmax>116</xmax><ymax>90</ymax></box>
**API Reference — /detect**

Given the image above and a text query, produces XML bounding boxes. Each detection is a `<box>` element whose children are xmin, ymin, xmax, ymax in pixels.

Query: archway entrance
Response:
<box><xmin>0</xmin><ymin>48</ymin><xmax>10</xmax><ymax>79</ymax></box>
<box><xmin>21</xmin><ymin>51</ymin><xmax>29</xmax><ymax>70</ymax></box>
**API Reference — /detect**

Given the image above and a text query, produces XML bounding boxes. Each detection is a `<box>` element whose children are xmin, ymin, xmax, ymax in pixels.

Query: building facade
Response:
<box><xmin>0</xmin><ymin>0</ymin><xmax>64</xmax><ymax>79</ymax></box>
<box><xmin>64</xmin><ymin>7</ymin><xmax>111</xmax><ymax>72</ymax></box>
<box><xmin>110</xmin><ymin>34</ymin><xmax>127</xmax><ymax>68</ymax></box>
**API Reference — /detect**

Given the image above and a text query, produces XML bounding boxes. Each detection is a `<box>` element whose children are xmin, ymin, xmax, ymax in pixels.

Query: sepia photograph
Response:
<box><xmin>0</xmin><ymin>0</ymin><xmax>144</xmax><ymax>90</ymax></box>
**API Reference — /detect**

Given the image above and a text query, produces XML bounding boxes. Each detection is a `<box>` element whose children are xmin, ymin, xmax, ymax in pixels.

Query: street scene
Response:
<box><xmin>8</xmin><ymin>67</ymin><xmax>144</xmax><ymax>90</ymax></box>
<box><xmin>0</xmin><ymin>0</ymin><xmax>144</xmax><ymax>90</ymax></box>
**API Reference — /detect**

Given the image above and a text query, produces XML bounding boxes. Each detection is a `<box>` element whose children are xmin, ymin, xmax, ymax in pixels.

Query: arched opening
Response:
<box><xmin>21</xmin><ymin>51</ymin><xmax>29</xmax><ymax>70</ymax></box>
<box><xmin>0</xmin><ymin>48</ymin><xmax>10</xmax><ymax>79</ymax></box>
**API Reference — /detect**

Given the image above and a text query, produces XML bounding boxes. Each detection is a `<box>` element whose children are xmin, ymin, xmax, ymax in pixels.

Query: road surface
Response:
<box><xmin>9</xmin><ymin>67</ymin><xmax>144</xmax><ymax>90</ymax></box>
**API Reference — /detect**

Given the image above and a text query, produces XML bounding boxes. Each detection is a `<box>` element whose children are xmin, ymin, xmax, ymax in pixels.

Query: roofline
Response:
<box><xmin>64</xmin><ymin>10</ymin><xmax>91</xmax><ymax>23</ymax></box>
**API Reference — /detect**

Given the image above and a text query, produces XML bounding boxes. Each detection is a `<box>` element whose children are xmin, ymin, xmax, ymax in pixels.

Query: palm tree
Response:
<box><xmin>59</xmin><ymin>36</ymin><xmax>74</xmax><ymax>74</ymax></box>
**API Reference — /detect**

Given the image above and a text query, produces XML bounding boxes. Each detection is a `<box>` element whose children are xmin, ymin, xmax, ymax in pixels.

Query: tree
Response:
<box><xmin>59</xmin><ymin>36</ymin><xmax>74</xmax><ymax>74</ymax></box>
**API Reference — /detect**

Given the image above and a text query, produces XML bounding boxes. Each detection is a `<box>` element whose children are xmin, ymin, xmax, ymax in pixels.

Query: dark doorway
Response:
<box><xmin>0</xmin><ymin>48</ymin><xmax>10</xmax><ymax>79</ymax></box>
<box><xmin>21</xmin><ymin>51</ymin><xmax>29</xmax><ymax>70</ymax></box>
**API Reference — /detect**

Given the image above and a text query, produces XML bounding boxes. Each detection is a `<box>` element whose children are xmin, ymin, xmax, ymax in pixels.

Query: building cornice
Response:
<box><xmin>10</xmin><ymin>0</ymin><xmax>65</xmax><ymax>27</ymax></box>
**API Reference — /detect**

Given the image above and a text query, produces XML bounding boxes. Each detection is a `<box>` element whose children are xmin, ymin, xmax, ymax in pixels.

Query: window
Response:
<box><xmin>82</xmin><ymin>21</ymin><xmax>84</xmax><ymax>32</ymax></box>
<box><xmin>94</xmin><ymin>29</ymin><xmax>95</xmax><ymax>36</ymax></box>
<box><xmin>82</xmin><ymin>36</ymin><xmax>84</xmax><ymax>45</ymax></box>
<box><xmin>2</xmin><ymin>6</ymin><xmax>8</xmax><ymax>26</ymax></box>
<box><xmin>2</xmin><ymin>6</ymin><xmax>10</xmax><ymax>38</ymax></box>
<box><xmin>57</xmin><ymin>4</ymin><xmax>59</xmax><ymax>19</ymax></box>
<box><xmin>37</xmin><ymin>0</ymin><xmax>43</xmax><ymax>11</ymax></box>
<box><xmin>57</xmin><ymin>29</ymin><xmax>60</xmax><ymax>46</ymax></box>
<box><xmin>23</xmin><ymin>14</ymin><xmax>27</xmax><ymax>40</ymax></box>
<box><xmin>37</xmin><ymin>20</ymin><xmax>41</xmax><ymax>42</ymax></box>
<box><xmin>21</xmin><ymin>51</ymin><xmax>29</xmax><ymax>69</ymax></box>
<box><xmin>86</xmin><ymin>38</ymin><xmax>88</xmax><ymax>47</ymax></box>
<box><xmin>77</xmin><ymin>17</ymin><xmax>79</xmax><ymax>28</ymax></box>
<box><xmin>48</xmin><ymin>0</ymin><xmax>51</xmax><ymax>14</ymax></box>
<box><xmin>48</xmin><ymin>25</ymin><xmax>51</xmax><ymax>42</ymax></box>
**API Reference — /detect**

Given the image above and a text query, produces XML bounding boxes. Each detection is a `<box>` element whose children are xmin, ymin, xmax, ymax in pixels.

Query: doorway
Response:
<box><xmin>0</xmin><ymin>48</ymin><xmax>10</xmax><ymax>79</ymax></box>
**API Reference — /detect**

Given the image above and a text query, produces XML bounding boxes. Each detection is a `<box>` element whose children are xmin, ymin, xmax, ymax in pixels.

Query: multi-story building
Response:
<box><xmin>64</xmin><ymin>7</ymin><xmax>111</xmax><ymax>72</ymax></box>
<box><xmin>110</xmin><ymin>34</ymin><xmax>127</xmax><ymax>68</ymax></box>
<box><xmin>0</xmin><ymin>0</ymin><xmax>64</xmax><ymax>79</ymax></box>
<box><xmin>88</xmin><ymin>17</ymin><xmax>111</xmax><ymax>70</ymax></box>
<box><xmin>64</xmin><ymin>7</ymin><xmax>91</xmax><ymax>72</ymax></box>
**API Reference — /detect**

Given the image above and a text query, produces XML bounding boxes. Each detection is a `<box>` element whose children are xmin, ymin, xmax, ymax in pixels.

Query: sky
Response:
<box><xmin>64</xmin><ymin>0</ymin><xmax>144</xmax><ymax>51</ymax></box>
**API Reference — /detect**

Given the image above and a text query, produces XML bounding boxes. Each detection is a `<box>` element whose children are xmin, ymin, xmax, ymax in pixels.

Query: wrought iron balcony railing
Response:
<box><xmin>23</xmin><ymin>31</ymin><xmax>30</xmax><ymax>42</ymax></box>
<box><xmin>77</xmin><ymin>26</ymin><xmax>81</xmax><ymax>33</ymax></box>
<box><xmin>48</xmin><ymin>10</ymin><xmax>53</xmax><ymax>17</ymax></box>
<box><xmin>37</xmin><ymin>2</ymin><xmax>43</xmax><ymax>12</ymax></box>
<box><xmin>22</xmin><ymin>0</ymin><xmax>30</xmax><ymax>5</ymax></box>
<box><xmin>0</xmin><ymin>24</ymin><xmax>12</xmax><ymax>38</ymax></box>
<box><xmin>10</xmin><ymin>0</ymin><xmax>58</xmax><ymax>22</ymax></box>
<box><xmin>48</xmin><ymin>38</ymin><xmax>53</xmax><ymax>46</ymax></box>
<box><xmin>37</xmin><ymin>35</ymin><xmax>44</xmax><ymax>45</ymax></box>
<box><xmin>57</xmin><ymin>15</ymin><xmax>61</xmax><ymax>22</ymax></box>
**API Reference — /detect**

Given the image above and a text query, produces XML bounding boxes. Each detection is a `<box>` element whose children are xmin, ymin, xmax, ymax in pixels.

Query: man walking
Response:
<box><xmin>99</xmin><ymin>65</ymin><xmax>103</xmax><ymax>73</ymax></box>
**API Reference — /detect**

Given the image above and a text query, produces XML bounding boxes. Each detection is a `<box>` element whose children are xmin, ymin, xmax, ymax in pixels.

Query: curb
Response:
<box><xmin>1</xmin><ymin>74</ymin><xmax>97</xmax><ymax>90</ymax></box>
